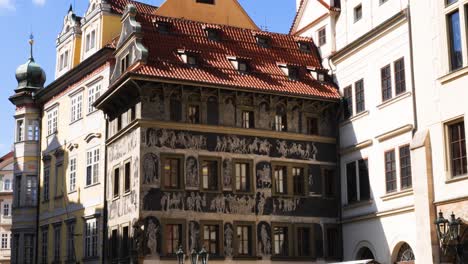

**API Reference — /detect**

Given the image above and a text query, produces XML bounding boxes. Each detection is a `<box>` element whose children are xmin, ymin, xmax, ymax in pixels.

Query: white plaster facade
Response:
<box><xmin>292</xmin><ymin>0</ymin><xmax>418</xmax><ymax>263</ymax></box>
<box><xmin>0</xmin><ymin>153</ymin><xmax>13</xmax><ymax>264</ymax></box>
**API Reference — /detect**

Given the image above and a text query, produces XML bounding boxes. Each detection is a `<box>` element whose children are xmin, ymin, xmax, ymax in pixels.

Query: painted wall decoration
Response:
<box><xmin>143</xmin><ymin>153</ymin><xmax>159</xmax><ymax>185</ymax></box>
<box><xmin>223</xmin><ymin>159</ymin><xmax>232</xmax><ymax>190</ymax></box>
<box><xmin>224</xmin><ymin>223</ymin><xmax>234</xmax><ymax>257</ymax></box>
<box><xmin>189</xmin><ymin>221</ymin><xmax>200</xmax><ymax>251</ymax></box>
<box><xmin>256</xmin><ymin>191</ymin><xmax>267</xmax><ymax>215</ymax></box>
<box><xmin>161</xmin><ymin>192</ymin><xmax>185</xmax><ymax>211</ymax></box>
<box><xmin>272</xmin><ymin>198</ymin><xmax>300</xmax><ymax>213</ymax></box>
<box><xmin>256</xmin><ymin>162</ymin><xmax>272</xmax><ymax>189</ymax></box>
<box><xmin>186</xmin><ymin>156</ymin><xmax>199</xmax><ymax>188</ymax></box>
<box><xmin>186</xmin><ymin>192</ymin><xmax>207</xmax><ymax>212</ymax></box>
<box><xmin>142</xmin><ymin>127</ymin><xmax>336</xmax><ymax>162</ymax></box>
<box><xmin>108</xmin><ymin>129</ymin><xmax>139</xmax><ymax>162</ymax></box>
<box><xmin>145</xmin><ymin>217</ymin><xmax>161</xmax><ymax>256</ymax></box>
<box><xmin>257</xmin><ymin>222</ymin><xmax>271</xmax><ymax>257</ymax></box>
<box><xmin>223</xmin><ymin>98</ymin><xmax>236</xmax><ymax>126</ymax></box>
<box><xmin>210</xmin><ymin>194</ymin><xmax>256</xmax><ymax>214</ymax></box>
<box><xmin>258</xmin><ymin>102</ymin><xmax>270</xmax><ymax>129</ymax></box>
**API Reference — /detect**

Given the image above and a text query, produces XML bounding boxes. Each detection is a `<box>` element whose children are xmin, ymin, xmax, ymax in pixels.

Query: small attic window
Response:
<box><xmin>228</xmin><ymin>56</ymin><xmax>250</xmax><ymax>74</ymax></box>
<box><xmin>196</xmin><ymin>0</ymin><xmax>215</xmax><ymax>4</ymax></box>
<box><xmin>121</xmin><ymin>53</ymin><xmax>130</xmax><ymax>73</ymax></box>
<box><xmin>298</xmin><ymin>42</ymin><xmax>311</xmax><ymax>53</ymax></box>
<box><xmin>256</xmin><ymin>35</ymin><xmax>270</xmax><ymax>48</ymax></box>
<box><xmin>206</xmin><ymin>28</ymin><xmax>220</xmax><ymax>41</ymax></box>
<box><xmin>157</xmin><ymin>22</ymin><xmax>170</xmax><ymax>34</ymax></box>
<box><xmin>288</xmin><ymin>66</ymin><xmax>299</xmax><ymax>80</ymax></box>
<box><xmin>178</xmin><ymin>50</ymin><xmax>198</xmax><ymax>66</ymax></box>
<box><xmin>308</xmin><ymin>67</ymin><xmax>327</xmax><ymax>82</ymax></box>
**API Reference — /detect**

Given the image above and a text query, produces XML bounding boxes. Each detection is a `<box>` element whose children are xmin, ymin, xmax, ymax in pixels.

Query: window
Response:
<box><xmin>25</xmin><ymin>176</ymin><xmax>37</xmax><ymax>206</ymax></box>
<box><xmin>298</xmin><ymin>42</ymin><xmax>311</xmax><ymax>53</ymax></box>
<box><xmin>4</xmin><ymin>179</ymin><xmax>10</xmax><ymax>191</ymax></box>
<box><xmin>326</xmin><ymin>227</ymin><xmax>340</xmax><ymax>258</ymax></box>
<box><xmin>41</xmin><ymin>230</ymin><xmax>48</xmax><ymax>264</ymax></box>
<box><xmin>235</xmin><ymin>162</ymin><xmax>251</xmax><ymax>192</ymax></box>
<box><xmin>448</xmin><ymin>120</ymin><xmax>467</xmax><ymax>177</ymax></box>
<box><xmin>188</xmin><ymin>105</ymin><xmax>200</xmax><ymax>124</ymax></box>
<box><xmin>86</xmin><ymin>148</ymin><xmax>100</xmax><ymax>186</ymax></box>
<box><xmin>69</xmin><ymin>157</ymin><xmax>76</xmax><ymax>192</ymax></box>
<box><xmin>124</xmin><ymin>161</ymin><xmax>131</xmax><ymax>193</ymax></box>
<box><xmin>201</xmin><ymin>159</ymin><xmax>219</xmax><ymax>191</ymax></box>
<box><xmin>203</xmin><ymin>224</ymin><xmax>220</xmax><ymax>255</ymax></box>
<box><xmin>238</xmin><ymin>61</ymin><xmax>248</xmax><ymax>73</ymax></box>
<box><xmin>47</xmin><ymin>108</ymin><xmax>58</xmax><ymax>135</ymax></box>
<box><xmin>206</xmin><ymin>28</ymin><xmax>220</xmax><ymax>41</ymax></box>
<box><xmin>85</xmin><ymin>218</ymin><xmax>98</xmax><ymax>258</ymax></box>
<box><xmin>16</xmin><ymin>120</ymin><xmax>24</xmax><ymax>142</ymax></box>
<box><xmin>117</xmin><ymin>115</ymin><xmax>122</xmax><ymax>131</ymax></box>
<box><xmin>385</xmin><ymin>150</ymin><xmax>397</xmax><ymax>193</ymax></box>
<box><xmin>197</xmin><ymin>0</ymin><xmax>215</xmax><ymax>4</ymax></box>
<box><xmin>55</xmin><ymin>164</ymin><xmax>63</xmax><ymax>197</ymax></box>
<box><xmin>14</xmin><ymin>175</ymin><xmax>21</xmax><ymax>207</ymax></box>
<box><xmin>323</xmin><ymin>168</ymin><xmax>335</xmax><ymax>198</ymax></box>
<box><xmin>163</xmin><ymin>157</ymin><xmax>182</xmax><ymax>189</ymax></box>
<box><xmin>206</xmin><ymin>97</ymin><xmax>219</xmax><ymax>125</ymax></box>
<box><xmin>274</xmin><ymin>105</ymin><xmax>287</xmax><ymax>132</ymax></box>
<box><xmin>394</xmin><ymin>58</ymin><xmax>406</xmax><ymax>95</ymax></box>
<box><xmin>66</xmin><ymin>222</ymin><xmax>75</xmax><ymax>262</ymax></box>
<box><xmin>343</xmin><ymin>86</ymin><xmax>353</xmax><ymax>118</ymax></box>
<box><xmin>54</xmin><ymin>225</ymin><xmax>61</xmax><ymax>262</ymax></box>
<box><xmin>3</xmin><ymin>203</ymin><xmax>9</xmax><ymax>217</ymax></box>
<box><xmin>236</xmin><ymin>225</ymin><xmax>253</xmax><ymax>256</ymax></box>
<box><xmin>111</xmin><ymin>229</ymin><xmax>118</xmax><ymax>260</ymax></box>
<box><xmin>113</xmin><ymin>167</ymin><xmax>120</xmax><ymax>197</ymax></box>
<box><xmin>242</xmin><ymin>111</ymin><xmax>254</xmax><ymax>128</ymax></box>
<box><xmin>447</xmin><ymin>0</ymin><xmax>457</xmax><ymax>5</ymax></box>
<box><xmin>273</xmin><ymin>226</ymin><xmax>289</xmax><ymax>256</ymax></box>
<box><xmin>1</xmin><ymin>234</ymin><xmax>8</xmax><ymax>249</ymax></box>
<box><xmin>381</xmin><ymin>64</ymin><xmax>392</xmax><ymax>101</ymax></box>
<box><xmin>59</xmin><ymin>50</ymin><xmax>69</xmax><ymax>71</ymax></box>
<box><xmin>44</xmin><ymin>167</ymin><xmax>50</xmax><ymax>201</ymax></box>
<box><xmin>399</xmin><ymin>145</ymin><xmax>412</xmax><ymax>189</ymax></box>
<box><xmin>355</xmin><ymin>79</ymin><xmax>365</xmax><ymax>113</ymax></box>
<box><xmin>85</xmin><ymin>29</ymin><xmax>96</xmax><ymax>52</ymax></box>
<box><xmin>130</xmin><ymin>105</ymin><xmax>136</xmax><ymax>122</ymax></box>
<box><xmin>346</xmin><ymin>159</ymin><xmax>369</xmax><ymax>203</ymax></box>
<box><xmin>288</xmin><ymin>66</ymin><xmax>299</xmax><ymax>80</ymax></box>
<box><xmin>318</xmin><ymin>27</ymin><xmax>326</xmax><ymax>46</ymax></box>
<box><xmin>88</xmin><ymin>83</ymin><xmax>101</xmax><ymax>113</ymax></box>
<box><xmin>120</xmin><ymin>53</ymin><xmax>130</xmax><ymax>73</ymax></box>
<box><xmin>307</xmin><ymin>117</ymin><xmax>319</xmax><ymax>135</ymax></box>
<box><xmin>24</xmin><ymin>234</ymin><xmax>34</xmax><ymax>264</ymax></box>
<box><xmin>27</xmin><ymin>120</ymin><xmax>39</xmax><ymax>141</ymax></box>
<box><xmin>379</xmin><ymin>0</ymin><xmax>388</xmax><ymax>5</ymax></box>
<box><xmin>71</xmin><ymin>93</ymin><xmax>83</xmax><ymax>123</ymax></box>
<box><xmin>293</xmin><ymin>167</ymin><xmax>305</xmax><ymax>196</ymax></box>
<box><xmin>122</xmin><ymin>226</ymin><xmax>130</xmax><ymax>259</ymax></box>
<box><xmin>256</xmin><ymin>36</ymin><xmax>270</xmax><ymax>48</ymax></box>
<box><xmin>165</xmin><ymin>224</ymin><xmax>182</xmax><ymax>255</ymax></box>
<box><xmin>448</xmin><ymin>10</ymin><xmax>463</xmax><ymax>70</ymax></box>
<box><xmin>170</xmin><ymin>97</ymin><xmax>182</xmax><ymax>122</ymax></box>
<box><xmin>296</xmin><ymin>227</ymin><xmax>311</xmax><ymax>257</ymax></box>
<box><xmin>354</xmin><ymin>4</ymin><xmax>362</xmax><ymax>22</ymax></box>
<box><xmin>273</xmin><ymin>166</ymin><xmax>287</xmax><ymax>195</ymax></box>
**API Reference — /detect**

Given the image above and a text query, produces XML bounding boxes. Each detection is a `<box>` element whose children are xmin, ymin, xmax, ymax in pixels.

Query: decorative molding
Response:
<box><xmin>340</xmin><ymin>110</ymin><xmax>369</xmax><ymax>127</ymax></box>
<box><xmin>434</xmin><ymin>194</ymin><xmax>468</xmax><ymax>206</ymax></box>
<box><xmin>340</xmin><ymin>139</ymin><xmax>373</xmax><ymax>155</ymax></box>
<box><xmin>439</xmin><ymin>65</ymin><xmax>468</xmax><ymax>84</ymax></box>
<box><xmin>376</xmin><ymin>91</ymin><xmax>412</xmax><ymax>110</ymax></box>
<box><xmin>84</xmin><ymin>133</ymin><xmax>102</xmax><ymax>143</ymax></box>
<box><xmin>66</xmin><ymin>143</ymin><xmax>79</xmax><ymax>151</ymax></box>
<box><xmin>67</xmin><ymin>87</ymin><xmax>85</xmax><ymax>98</ymax></box>
<box><xmin>375</xmin><ymin>124</ymin><xmax>414</xmax><ymax>142</ymax></box>
<box><xmin>342</xmin><ymin>205</ymin><xmax>414</xmax><ymax>224</ymax></box>
<box><xmin>380</xmin><ymin>188</ymin><xmax>413</xmax><ymax>202</ymax></box>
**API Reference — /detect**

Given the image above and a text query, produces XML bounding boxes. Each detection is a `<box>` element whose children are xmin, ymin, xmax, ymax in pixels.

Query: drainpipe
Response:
<box><xmin>407</xmin><ymin>3</ymin><xmax>418</xmax><ymax>134</ymax></box>
<box><xmin>102</xmin><ymin>114</ymin><xmax>109</xmax><ymax>264</ymax></box>
<box><xmin>34</xmin><ymin>94</ymin><xmax>42</xmax><ymax>264</ymax></box>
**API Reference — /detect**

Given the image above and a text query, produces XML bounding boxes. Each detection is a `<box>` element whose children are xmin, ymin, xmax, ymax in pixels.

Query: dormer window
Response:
<box><xmin>196</xmin><ymin>0</ymin><xmax>215</xmax><ymax>4</ymax></box>
<box><xmin>256</xmin><ymin>35</ymin><xmax>270</xmax><ymax>48</ymax></box>
<box><xmin>178</xmin><ymin>49</ymin><xmax>199</xmax><ymax>66</ymax></box>
<box><xmin>121</xmin><ymin>53</ymin><xmax>130</xmax><ymax>73</ymax></box>
<box><xmin>59</xmin><ymin>50</ymin><xmax>69</xmax><ymax>71</ymax></box>
<box><xmin>157</xmin><ymin>22</ymin><xmax>170</xmax><ymax>34</ymax></box>
<box><xmin>308</xmin><ymin>67</ymin><xmax>327</xmax><ymax>82</ymax></box>
<box><xmin>85</xmin><ymin>29</ymin><xmax>96</xmax><ymax>52</ymax></box>
<box><xmin>206</xmin><ymin>28</ymin><xmax>220</xmax><ymax>41</ymax></box>
<box><xmin>228</xmin><ymin>56</ymin><xmax>250</xmax><ymax>73</ymax></box>
<box><xmin>187</xmin><ymin>56</ymin><xmax>197</xmax><ymax>66</ymax></box>
<box><xmin>298</xmin><ymin>42</ymin><xmax>311</xmax><ymax>53</ymax></box>
<box><xmin>288</xmin><ymin>67</ymin><xmax>299</xmax><ymax>80</ymax></box>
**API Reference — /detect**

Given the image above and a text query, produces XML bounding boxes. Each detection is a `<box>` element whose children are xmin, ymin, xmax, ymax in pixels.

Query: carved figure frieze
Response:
<box><xmin>108</xmin><ymin>129</ymin><xmax>138</xmax><ymax>162</ymax></box>
<box><xmin>189</xmin><ymin>221</ymin><xmax>200</xmax><ymax>250</ymax></box>
<box><xmin>272</xmin><ymin>197</ymin><xmax>300</xmax><ymax>213</ymax></box>
<box><xmin>223</xmin><ymin>159</ymin><xmax>232</xmax><ymax>189</ymax></box>
<box><xmin>276</xmin><ymin>140</ymin><xmax>317</xmax><ymax>160</ymax></box>
<box><xmin>257</xmin><ymin>222</ymin><xmax>271</xmax><ymax>256</ymax></box>
<box><xmin>210</xmin><ymin>194</ymin><xmax>256</xmax><ymax>214</ymax></box>
<box><xmin>256</xmin><ymin>162</ymin><xmax>272</xmax><ymax>189</ymax></box>
<box><xmin>143</xmin><ymin>153</ymin><xmax>159</xmax><ymax>185</ymax></box>
<box><xmin>146</xmin><ymin>128</ymin><xmax>207</xmax><ymax>150</ymax></box>
<box><xmin>224</xmin><ymin>223</ymin><xmax>234</xmax><ymax>257</ymax></box>
<box><xmin>215</xmin><ymin>136</ymin><xmax>271</xmax><ymax>155</ymax></box>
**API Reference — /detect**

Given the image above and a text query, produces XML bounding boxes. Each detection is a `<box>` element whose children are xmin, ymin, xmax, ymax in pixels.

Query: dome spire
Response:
<box><xmin>28</xmin><ymin>33</ymin><xmax>34</xmax><ymax>61</ymax></box>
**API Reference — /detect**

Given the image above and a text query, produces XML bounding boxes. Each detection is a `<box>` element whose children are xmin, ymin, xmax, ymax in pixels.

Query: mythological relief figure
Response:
<box><xmin>223</xmin><ymin>159</ymin><xmax>232</xmax><ymax>189</ymax></box>
<box><xmin>224</xmin><ymin>224</ymin><xmax>234</xmax><ymax>257</ymax></box>
<box><xmin>258</xmin><ymin>223</ymin><xmax>271</xmax><ymax>256</ymax></box>
<box><xmin>149</xmin><ymin>91</ymin><xmax>165</xmax><ymax>117</ymax></box>
<box><xmin>257</xmin><ymin>192</ymin><xmax>267</xmax><ymax>215</ymax></box>
<box><xmin>273</xmin><ymin>198</ymin><xmax>300</xmax><ymax>213</ymax></box>
<box><xmin>143</xmin><ymin>153</ymin><xmax>159</xmax><ymax>185</ymax></box>
<box><xmin>276</xmin><ymin>140</ymin><xmax>318</xmax><ymax>160</ymax></box>
<box><xmin>215</xmin><ymin>135</ymin><xmax>271</xmax><ymax>155</ymax></box>
<box><xmin>146</xmin><ymin>128</ymin><xmax>158</xmax><ymax>147</ymax></box>
<box><xmin>147</xmin><ymin>219</ymin><xmax>159</xmax><ymax>256</ymax></box>
<box><xmin>223</xmin><ymin>98</ymin><xmax>235</xmax><ymax>126</ymax></box>
<box><xmin>290</xmin><ymin>107</ymin><xmax>300</xmax><ymax>132</ymax></box>
<box><xmin>157</xmin><ymin>129</ymin><xmax>207</xmax><ymax>150</ymax></box>
<box><xmin>186</xmin><ymin>156</ymin><xmax>199</xmax><ymax>188</ymax></box>
<box><xmin>258</xmin><ymin>102</ymin><xmax>270</xmax><ymax>129</ymax></box>
<box><xmin>256</xmin><ymin>162</ymin><xmax>272</xmax><ymax>189</ymax></box>
<box><xmin>210</xmin><ymin>194</ymin><xmax>255</xmax><ymax>214</ymax></box>
<box><xmin>189</xmin><ymin>221</ymin><xmax>200</xmax><ymax>250</ymax></box>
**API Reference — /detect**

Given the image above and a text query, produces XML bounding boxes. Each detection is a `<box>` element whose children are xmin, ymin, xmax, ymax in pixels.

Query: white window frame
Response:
<box><xmin>4</xmin><ymin>179</ymin><xmax>10</xmax><ymax>191</ymax></box>
<box><xmin>88</xmin><ymin>83</ymin><xmax>101</xmax><ymax>113</ymax></box>
<box><xmin>1</xmin><ymin>234</ymin><xmax>8</xmax><ymax>249</ymax></box>
<box><xmin>85</xmin><ymin>29</ymin><xmax>97</xmax><ymax>53</ymax></box>
<box><xmin>84</xmin><ymin>218</ymin><xmax>98</xmax><ymax>258</ymax></box>
<box><xmin>86</xmin><ymin>148</ymin><xmax>100</xmax><ymax>186</ymax></box>
<box><xmin>47</xmin><ymin>107</ymin><xmax>58</xmax><ymax>136</ymax></box>
<box><xmin>16</xmin><ymin>119</ymin><xmax>24</xmax><ymax>142</ymax></box>
<box><xmin>69</xmin><ymin>157</ymin><xmax>77</xmax><ymax>192</ymax></box>
<box><xmin>70</xmin><ymin>93</ymin><xmax>83</xmax><ymax>123</ymax></box>
<box><xmin>3</xmin><ymin>203</ymin><xmax>9</xmax><ymax>217</ymax></box>
<box><xmin>27</xmin><ymin>120</ymin><xmax>39</xmax><ymax>141</ymax></box>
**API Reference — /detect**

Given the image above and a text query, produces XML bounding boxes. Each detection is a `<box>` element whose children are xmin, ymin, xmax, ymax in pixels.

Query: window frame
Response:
<box><xmin>381</xmin><ymin>64</ymin><xmax>392</xmax><ymax>102</ymax></box>
<box><xmin>294</xmin><ymin>224</ymin><xmax>315</xmax><ymax>258</ymax></box>
<box><xmin>445</xmin><ymin>118</ymin><xmax>467</xmax><ymax>178</ymax></box>
<box><xmin>199</xmin><ymin>156</ymin><xmax>222</xmax><ymax>193</ymax></box>
<box><xmin>271</xmin><ymin>222</ymin><xmax>293</xmax><ymax>257</ymax></box>
<box><xmin>84</xmin><ymin>218</ymin><xmax>99</xmax><ymax>258</ymax></box>
<box><xmin>394</xmin><ymin>57</ymin><xmax>406</xmax><ymax>95</ymax></box>
<box><xmin>113</xmin><ymin>165</ymin><xmax>120</xmax><ymax>198</ymax></box>
<box><xmin>318</xmin><ymin>27</ymin><xmax>327</xmax><ymax>47</ymax></box>
<box><xmin>446</xmin><ymin>9</ymin><xmax>463</xmax><ymax>71</ymax></box>
<box><xmin>69</xmin><ymin>157</ymin><xmax>77</xmax><ymax>193</ymax></box>
<box><xmin>272</xmin><ymin>162</ymin><xmax>308</xmax><ymax>197</ymax></box>
<box><xmin>200</xmin><ymin>220</ymin><xmax>224</xmax><ymax>257</ymax></box>
<box><xmin>354</xmin><ymin>79</ymin><xmax>365</xmax><ymax>114</ymax></box>
<box><xmin>233</xmin><ymin>221</ymin><xmax>256</xmax><ymax>258</ymax></box>
<box><xmin>399</xmin><ymin>145</ymin><xmax>412</xmax><ymax>189</ymax></box>
<box><xmin>86</xmin><ymin>147</ymin><xmax>100</xmax><ymax>186</ymax></box>
<box><xmin>70</xmin><ymin>92</ymin><xmax>83</xmax><ymax>123</ymax></box>
<box><xmin>87</xmin><ymin>82</ymin><xmax>102</xmax><ymax>114</ymax></box>
<box><xmin>124</xmin><ymin>159</ymin><xmax>131</xmax><ymax>194</ymax></box>
<box><xmin>343</xmin><ymin>85</ymin><xmax>353</xmax><ymax>119</ymax></box>
<box><xmin>385</xmin><ymin>149</ymin><xmax>397</xmax><ymax>193</ymax></box>
<box><xmin>47</xmin><ymin>107</ymin><xmax>59</xmax><ymax>136</ymax></box>
<box><xmin>161</xmin><ymin>219</ymin><xmax>186</xmax><ymax>257</ymax></box>
<box><xmin>354</xmin><ymin>4</ymin><xmax>363</xmax><ymax>22</ymax></box>
<box><xmin>161</xmin><ymin>154</ymin><xmax>185</xmax><ymax>191</ymax></box>
<box><xmin>232</xmin><ymin>159</ymin><xmax>254</xmax><ymax>194</ymax></box>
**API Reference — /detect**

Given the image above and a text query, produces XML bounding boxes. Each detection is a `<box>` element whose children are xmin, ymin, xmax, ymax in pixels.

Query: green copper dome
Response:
<box><xmin>15</xmin><ymin>36</ymin><xmax>46</xmax><ymax>91</ymax></box>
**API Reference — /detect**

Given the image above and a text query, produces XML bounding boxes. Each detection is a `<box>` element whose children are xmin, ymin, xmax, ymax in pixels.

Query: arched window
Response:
<box><xmin>396</xmin><ymin>243</ymin><xmax>415</xmax><ymax>263</ymax></box>
<box><xmin>170</xmin><ymin>95</ymin><xmax>182</xmax><ymax>122</ymax></box>
<box><xmin>206</xmin><ymin>96</ymin><xmax>219</xmax><ymax>125</ymax></box>
<box><xmin>274</xmin><ymin>104</ymin><xmax>287</xmax><ymax>132</ymax></box>
<box><xmin>356</xmin><ymin>247</ymin><xmax>374</xmax><ymax>260</ymax></box>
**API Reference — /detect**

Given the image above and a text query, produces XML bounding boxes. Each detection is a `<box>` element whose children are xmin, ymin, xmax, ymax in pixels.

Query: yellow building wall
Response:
<box><xmin>72</xmin><ymin>36</ymin><xmax>82</xmax><ymax>68</ymax></box>
<box><xmin>155</xmin><ymin>0</ymin><xmax>259</xmax><ymax>30</ymax></box>
<box><xmin>101</xmin><ymin>14</ymin><xmax>122</xmax><ymax>47</ymax></box>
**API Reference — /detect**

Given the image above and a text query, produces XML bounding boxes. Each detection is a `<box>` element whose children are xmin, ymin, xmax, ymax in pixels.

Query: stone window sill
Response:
<box><xmin>381</xmin><ymin>188</ymin><xmax>413</xmax><ymax>201</ymax></box>
<box><xmin>446</xmin><ymin>174</ymin><xmax>468</xmax><ymax>184</ymax></box>
<box><xmin>377</xmin><ymin>91</ymin><xmax>412</xmax><ymax>110</ymax></box>
<box><xmin>343</xmin><ymin>199</ymin><xmax>373</xmax><ymax>210</ymax></box>
<box><xmin>340</xmin><ymin>110</ymin><xmax>369</xmax><ymax>127</ymax></box>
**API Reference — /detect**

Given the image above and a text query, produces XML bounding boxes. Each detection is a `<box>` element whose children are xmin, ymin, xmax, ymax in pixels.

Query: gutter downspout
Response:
<box><xmin>102</xmin><ymin>114</ymin><xmax>109</xmax><ymax>264</ymax></box>
<box><xmin>34</xmin><ymin>95</ymin><xmax>42</xmax><ymax>264</ymax></box>
<box><xmin>407</xmin><ymin>4</ymin><xmax>418</xmax><ymax>134</ymax></box>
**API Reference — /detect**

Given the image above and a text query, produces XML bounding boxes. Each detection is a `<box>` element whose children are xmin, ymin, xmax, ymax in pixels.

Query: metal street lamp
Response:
<box><xmin>176</xmin><ymin>244</ymin><xmax>185</xmax><ymax>264</ymax></box>
<box><xmin>199</xmin><ymin>246</ymin><xmax>209</xmax><ymax>264</ymax></box>
<box><xmin>190</xmin><ymin>248</ymin><xmax>198</xmax><ymax>264</ymax></box>
<box><xmin>434</xmin><ymin>211</ymin><xmax>465</xmax><ymax>264</ymax></box>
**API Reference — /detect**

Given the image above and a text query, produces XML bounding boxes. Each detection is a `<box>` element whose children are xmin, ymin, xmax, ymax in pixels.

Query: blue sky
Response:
<box><xmin>0</xmin><ymin>0</ymin><xmax>296</xmax><ymax>155</ymax></box>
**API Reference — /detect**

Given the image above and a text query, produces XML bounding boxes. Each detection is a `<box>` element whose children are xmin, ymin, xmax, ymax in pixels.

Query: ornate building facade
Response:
<box><xmin>9</xmin><ymin>0</ymin><xmax>343</xmax><ymax>263</ymax></box>
<box><xmin>291</xmin><ymin>0</ymin><xmax>418</xmax><ymax>263</ymax></box>
<box><xmin>0</xmin><ymin>152</ymin><xmax>14</xmax><ymax>263</ymax></box>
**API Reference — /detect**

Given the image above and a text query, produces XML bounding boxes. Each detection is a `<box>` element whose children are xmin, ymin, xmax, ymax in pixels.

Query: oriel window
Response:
<box><xmin>202</xmin><ymin>160</ymin><xmax>219</xmax><ymax>191</ymax></box>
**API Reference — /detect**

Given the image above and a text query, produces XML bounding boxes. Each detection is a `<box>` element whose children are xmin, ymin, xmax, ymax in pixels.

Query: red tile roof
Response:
<box><xmin>108</xmin><ymin>0</ymin><xmax>158</xmax><ymax>15</ymax></box>
<box><xmin>0</xmin><ymin>152</ymin><xmax>13</xmax><ymax>163</ymax></box>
